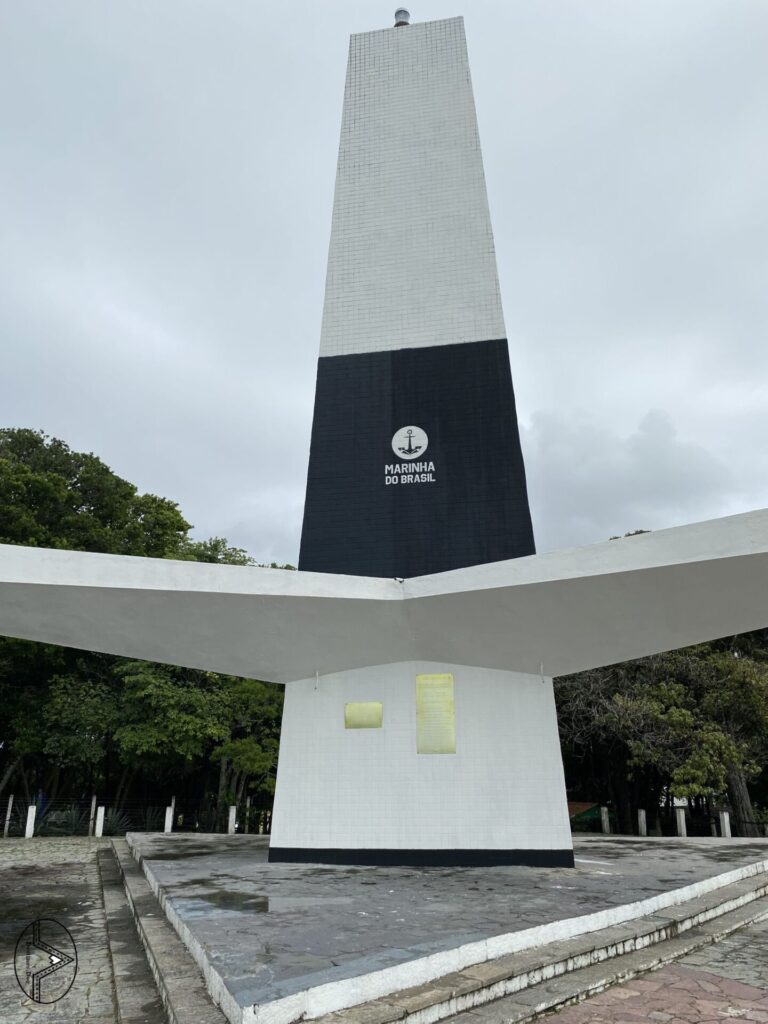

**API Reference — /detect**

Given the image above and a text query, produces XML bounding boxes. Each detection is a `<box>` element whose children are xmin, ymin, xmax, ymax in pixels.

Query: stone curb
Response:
<box><xmin>314</xmin><ymin>885</ymin><xmax>768</xmax><ymax>1024</ymax></box>
<box><xmin>97</xmin><ymin>847</ymin><xmax>166</xmax><ymax>1024</ymax></box>
<box><xmin>111</xmin><ymin>839</ymin><xmax>229</xmax><ymax>1024</ymax></box>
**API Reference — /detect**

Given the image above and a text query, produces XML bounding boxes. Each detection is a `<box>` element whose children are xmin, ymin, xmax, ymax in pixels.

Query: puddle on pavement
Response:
<box><xmin>1</xmin><ymin>896</ymin><xmax>81</xmax><ymax>919</ymax></box>
<box><xmin>144</xmin><ymin>847</ymin><xmax>225</xmax><ymax>861</ymax></box>
<box><xmin>174</xmin><ymin>890</ymin><xmax>354</xmax><ymax>915</ymax></box>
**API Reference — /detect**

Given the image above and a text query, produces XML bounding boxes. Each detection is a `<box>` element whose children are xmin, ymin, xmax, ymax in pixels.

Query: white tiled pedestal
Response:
<box><xmin>269</xmin><ymin>662</ymin><xmax>573</xmax><ymax>866</ymax></box>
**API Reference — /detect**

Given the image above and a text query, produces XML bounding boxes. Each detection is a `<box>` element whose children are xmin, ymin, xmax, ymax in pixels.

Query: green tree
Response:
<box><xmin>0</xmin><ymin>428</ymin><xmax>190</xmax><ymax>555</ymax></box>
<box><xmin>0</xmin><ymin>428</ymin><xmax>285</xmax><ymax>815</ymax></box>
<box><xmin>213</xmin><ymin>679</ymin><xmax>283</xmax><ymax>808</ymax></box>
<box><xmin>556</xmin><ymin>640</ymin><xmax>768</xmax><ymax>835</ymax></box>
<box><xmin>176</xmin><ymin>536</ymin><xmax>254</xmax><ymax>565</ymax></box>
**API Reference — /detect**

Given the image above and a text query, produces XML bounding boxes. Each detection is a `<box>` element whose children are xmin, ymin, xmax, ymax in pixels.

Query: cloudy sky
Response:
<box><xmin>2</xmin><ymin>1</ymin><xmax>766</xmax><ymax>563</ymax></box>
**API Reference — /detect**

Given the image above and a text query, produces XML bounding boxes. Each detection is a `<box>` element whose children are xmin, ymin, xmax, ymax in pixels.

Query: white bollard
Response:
<box><xmin>25</xmin><ymin>805</ymin><xmax>36</xmax><ymax>839</ymax></box>
<box><xmin>88</xmin><ymin>794</ymin><xmax>97</xmax><ymax>837</ymax></box>
<box><xmin>719</xmin><ymin>810</ymin><xmax>732</xmax><ymax>838</ymax></box>
<box><xmin>164</xmin><ymin>806</ymin><xmax>173</xmax><ymax>834</ymax></box>
<box><xmin>600</xmin><ymin>806</ymin><xmax>611</xmax><ymax>834</ymax></box>
<box><xmin>228</xmin><ymin>806</ymin><xmax>237</xmax><ymax>835</ymax></box>
<box><xmin>3</xmin><ymin>794</ymin><xmax>13</xmax><ymax>839</ymax></box>
<box><xmin>637</xmin><ymin>809</ymin><xmax>647</xmax><ymax>836</ymax></box>
<box><xmin>675</xmin><ymin>807</ymin><xmax>687</xmax><ymax>837</ymax></box>
<box><xmin>94</xmin><ymin>806</ymin><xmax>105</xmax><ymax>838</ymax></box>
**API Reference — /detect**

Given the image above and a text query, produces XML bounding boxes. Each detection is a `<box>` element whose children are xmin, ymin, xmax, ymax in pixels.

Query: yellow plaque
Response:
<box><xmin>416</xmin><ymin>674</ymin><xmax>456</xmax><ymax>754</ymax></box>
<box><xmin>344</xmin><ymin>701</ymin><xmax>384</xmax><ymax>729</ymax></box>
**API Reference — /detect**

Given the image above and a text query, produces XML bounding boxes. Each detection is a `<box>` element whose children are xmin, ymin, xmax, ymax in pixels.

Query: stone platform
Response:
<box><xmin>125</xmin><ymin>833</ymin><xmax>768</xmax><ymax>1024</ymax></box>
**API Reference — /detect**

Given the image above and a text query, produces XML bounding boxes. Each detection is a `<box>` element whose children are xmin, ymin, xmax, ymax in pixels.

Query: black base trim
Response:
<box><xmin>268</xmin><ymin>847</ymin><xmax>575</xmax><ymax>868</ymax></box>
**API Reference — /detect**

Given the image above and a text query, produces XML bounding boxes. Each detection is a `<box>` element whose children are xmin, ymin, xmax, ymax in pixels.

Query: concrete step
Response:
<box><xmin>443</xmin><ymin>895</ymin><xmax>768</xmax><ymax>1024</ymax></box>
<box><xmin>110</xmin><ymin>839</ymin><xmax>230</xmax><ymax>1024</ymax></box>
<box><xmin>97</xmin><ymin>847</ymin><xmax>166</xmax><ymax>1024</ymax></box>
<box><xmin>313</xmin><ymin>872</ymin><xmax>768</xmax><ymax>1024</ymax></box>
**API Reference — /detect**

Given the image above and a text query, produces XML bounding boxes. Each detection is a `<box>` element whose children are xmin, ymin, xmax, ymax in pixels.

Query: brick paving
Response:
<box><xmin>543</xmin><ymin>963</ymin><xmax>768</xmax><ymax>1023</ymax></box>
<box><xmin>541</xmin><ymin>916</ymin><xmax>768</xmax><ymax>1023</ymax></box>
<box><xmin>452</xmin><ymin>915</ymin><xmax>768</xmax><ymax>1023</ymax></box>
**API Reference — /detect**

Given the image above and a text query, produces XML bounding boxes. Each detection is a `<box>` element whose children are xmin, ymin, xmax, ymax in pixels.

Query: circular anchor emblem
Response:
<box><xmin>392</xmin><ymin>425</ymin><xmax>428</xmax><ymax>460</ymax></box>
<box><xmin>14</xmin><ymin>918</ymin><xmax>78</xmax><ymax>1004</ymax></box>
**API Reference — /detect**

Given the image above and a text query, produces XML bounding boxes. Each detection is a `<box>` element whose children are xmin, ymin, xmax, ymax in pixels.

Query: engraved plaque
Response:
<box><xmin>416</xmin><ymin>674</ymin><xmax>456</xmax><ymax>754</ymax></box>
<box><xmin>344</xmin><ymin>701</ymin><xmax>384</xmax><ymax>729</ymax></box>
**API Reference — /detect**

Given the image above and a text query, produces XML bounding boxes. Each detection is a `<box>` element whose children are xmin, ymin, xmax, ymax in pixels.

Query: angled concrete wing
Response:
<box><xmin>0</xmin><ymin>507</ymin><xmax>767</xmax><ymax>682</ymax></box>
<box><xmin>406</xmin><ymin>507</ymin><xmax>768</xmax><ymax>677</ymax></box>
<box><xmin>0</xmin><ymin>544</ymin><xmax>405</xmax><ymax>682</ymax></box>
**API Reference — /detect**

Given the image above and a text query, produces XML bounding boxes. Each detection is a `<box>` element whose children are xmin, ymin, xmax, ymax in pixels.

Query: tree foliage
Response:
<box><xmin>0</xmin><ymin>428</ymin><xmax>190</xmax><ymax>555</ymax></box>
<box><xmin>0</xmin><ymin>428</ymin><xmax>283</xmax><ymax>814</ymax></box>
<box><xmin>556</xmin><ymin>635</ymin><xmax>768</xmax><ymax>835</ymax></box>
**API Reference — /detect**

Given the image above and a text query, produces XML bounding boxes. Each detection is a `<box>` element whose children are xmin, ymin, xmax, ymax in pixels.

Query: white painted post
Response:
<box><xmin>600</xmin><ymin>806</ymin><xmax>610</xmax><ymax>834</ymax></box>
<box><xmin>227</xmin><ymin>805</ymin><xmax>237</xmax><ymax>835</ymax></box>
<box><xmin>25</xmin><ymin>805</ymin><xmax>36</xmax><ymax>839</ymax></box>
<box><xmin>3</xmin><ymin>790</ymin><xmax>13</xmax><ymax>839</ymax></box>
<box><xmin>164</xmin><ymin>806</ymin><xmax>173</xmax><ymax>834</ymax></box>
<box><xmin>94</xmin><ymin>806</ymin><xmax>105</xmax><ymax>838</ymax></box>
<box><xmin>244</xmin><ymin>796</ymin><xmax>251</xmax><ymax>835</ymax></box>
<box><xmin>88</xmin><ymin>794</ymin><xmax>97</xmax><ymax>837</ymax></box>
<box><xmin>719</xmin><ymin>810</ymin><xmax>732</xmax><ymax>838</ymax></box>
<box><xmin>675</xmin><ymin>807</ymin><xmax>687</xmax><ymax>837</ymax></box>
<box><xmin>637</xmin><ymin>809</ymin><xmax>647</xmax><ymax>836</ymax></box>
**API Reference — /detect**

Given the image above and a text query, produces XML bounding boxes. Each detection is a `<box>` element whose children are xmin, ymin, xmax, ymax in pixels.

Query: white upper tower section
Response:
<box><xmin>319</xmin><ymin>16</ymin><xmax>506</xmax><ymax>357</ymax></box>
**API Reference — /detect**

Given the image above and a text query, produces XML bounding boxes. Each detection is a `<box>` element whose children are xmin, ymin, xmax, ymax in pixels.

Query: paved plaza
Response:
<box><xmin>128</xmin><ymin>832</ymin><xmax>768</xmax><ymax>1017</ymax></box>
<box><xmin>2</xmin><ymin>834</ymin><xmax>768</xmax><ymax>1023</ymax></box>
<box><xmin>0</xmin><ymin>837</ymin><xmax>163</xmax><ymax>1024</ymax></box>
<box><xmin>0</xmin><ymin>837</ymin><xmax>115</xmax><ymax>1022</ymax></box>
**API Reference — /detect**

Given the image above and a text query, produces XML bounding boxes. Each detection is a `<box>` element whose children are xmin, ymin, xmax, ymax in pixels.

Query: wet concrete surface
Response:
<box><xmin>0</xmin><ymin>838</ymin><xmax>117</xmax><ymax>1023</ymax></box>
<box><xmin>127</xmin><ymin>833</ymin><xmax>768</xmax><ymax>1010</ymax></box>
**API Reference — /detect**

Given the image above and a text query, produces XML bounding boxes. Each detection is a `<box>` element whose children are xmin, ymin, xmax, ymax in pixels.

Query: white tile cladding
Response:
<box><xmin>319</xmin><ymin>17</ymin><xmax>506</xmax><ymax>357</ymax></box>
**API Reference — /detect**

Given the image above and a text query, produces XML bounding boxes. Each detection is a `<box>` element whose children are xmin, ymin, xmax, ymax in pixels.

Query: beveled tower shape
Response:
<box><xmin>299</xmin><ymin>16</ymin><xmax>535</xmax><ymax>579</ymax></box>
<box><xmin>271</xmin><ymin>15</ymin><xmax>568</xmax><ymax>869</ymax></box>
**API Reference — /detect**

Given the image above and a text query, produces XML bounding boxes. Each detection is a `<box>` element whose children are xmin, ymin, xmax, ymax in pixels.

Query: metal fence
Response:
<box><xmin>572</xmin><ymin>804</ymin><xmax>768</xmax><ymax>839</ymax></box>
<box><xmin>0</xmin><ymin>795</ymin><xmax>272</xmax><ymax>838</ymax></box>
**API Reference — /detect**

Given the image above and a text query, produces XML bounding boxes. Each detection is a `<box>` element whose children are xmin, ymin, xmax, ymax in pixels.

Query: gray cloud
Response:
<box><xmin>524</xmin><ymin>409</ymin><xmax>745</xmax><ymax>552</ymax></box>
<box><xmin>1</xmin><ymin>1</ymin><xmax>766</xmax><ymax>563</ymax></box>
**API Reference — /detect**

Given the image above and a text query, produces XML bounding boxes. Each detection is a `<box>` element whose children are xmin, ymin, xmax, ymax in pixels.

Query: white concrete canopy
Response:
<box><xmin>1</xmin><ymin>507</ymin><xmax>767</xmax><ymax>684</ymax></box>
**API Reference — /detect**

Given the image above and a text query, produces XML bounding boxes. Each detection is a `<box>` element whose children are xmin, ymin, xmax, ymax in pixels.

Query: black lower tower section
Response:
<box><xmin>299</xmin><ymin>338</ymin><xmax>535</xmax><ymax>579</ymax></box>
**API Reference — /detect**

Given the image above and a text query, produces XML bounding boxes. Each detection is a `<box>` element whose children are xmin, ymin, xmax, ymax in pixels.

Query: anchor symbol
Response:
<box><xmin>397</xmin><ymin>429</ymin><xmax>423</xmax><ymax>456</ymax></box>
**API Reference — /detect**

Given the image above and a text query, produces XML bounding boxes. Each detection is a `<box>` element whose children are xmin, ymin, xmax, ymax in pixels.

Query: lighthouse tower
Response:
<box><xmin>271</xmin><ymin>13</ymin><xmax>572</xmax><ymax>866</ymax></box>
<box><xmin>298</xmin><ymin>13</ymin><xmax>535</xmax><ymax>580</ymax></box>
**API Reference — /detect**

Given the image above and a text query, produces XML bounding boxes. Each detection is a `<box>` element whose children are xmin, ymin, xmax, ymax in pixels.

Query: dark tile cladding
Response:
<box><xmin>269</xmin><ymin>847</ymin><xmax>575</xmax><ymax>867</ymax></box>
<box><xmin>299</xmin><ymin>338</ymin><xmax>536</xmax><ymax>579</ymax></box>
